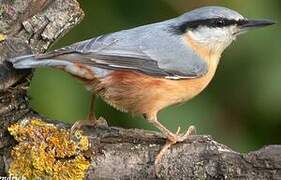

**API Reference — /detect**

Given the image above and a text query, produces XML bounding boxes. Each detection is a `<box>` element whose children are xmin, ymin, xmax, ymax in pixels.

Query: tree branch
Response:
<box><xmin>0</xmin><ymin>1</ymin><xmax>280</xmax><ymax>179</ymax></box>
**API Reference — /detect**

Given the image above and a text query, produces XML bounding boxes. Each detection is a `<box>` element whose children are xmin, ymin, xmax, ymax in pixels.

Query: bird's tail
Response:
<box><xmin>8</xmin><ymin>54</ymin><xmax>71</xmax><ymax>69</ymax></box>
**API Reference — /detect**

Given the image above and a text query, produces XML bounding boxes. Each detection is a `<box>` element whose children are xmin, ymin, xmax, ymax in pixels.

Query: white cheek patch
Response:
<box><xmin>189</xmin><ymin>25</ymin><xmax>236</xmax><ymax>53</ymax></box>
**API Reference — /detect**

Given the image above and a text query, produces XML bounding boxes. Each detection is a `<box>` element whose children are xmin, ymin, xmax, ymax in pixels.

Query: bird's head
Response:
<box><xmin>172</xmin><ymin>6</ymin><xmax>275</xmax><ymax>57</ymax></box>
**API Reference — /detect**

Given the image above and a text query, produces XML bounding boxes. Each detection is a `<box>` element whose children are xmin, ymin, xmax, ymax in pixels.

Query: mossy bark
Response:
<box><xmin>0</xmin><ymin>0</ymin><xmax>281</xmax><ymax>179</ymax></box>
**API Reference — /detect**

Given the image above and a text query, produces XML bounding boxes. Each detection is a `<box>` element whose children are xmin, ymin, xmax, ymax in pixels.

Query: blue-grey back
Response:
<box><xmin>12</xmin><ymin>6</ymin><xmax>245</xmax><ymax>79</ymax></box>
<box><xmin>59</xmin><ymin>18</ymin><xmax>208</xmax><ymax>79</ymax></box>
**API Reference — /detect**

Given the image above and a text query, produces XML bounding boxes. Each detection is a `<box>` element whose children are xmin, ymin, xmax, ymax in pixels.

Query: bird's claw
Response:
<box><xmin>155</xmin><ymin>125</ymin><xmax>197</xmax><ymax>168</ymax></box>
<box><xmin>167</xmin><ymin>125</ymin><xmax>197</xmax><ymax>144</ymax></box>
<box><xmin>70</xmin><ymin>116</ymin><xmax>108</xmax><ymax>134</ymax></box>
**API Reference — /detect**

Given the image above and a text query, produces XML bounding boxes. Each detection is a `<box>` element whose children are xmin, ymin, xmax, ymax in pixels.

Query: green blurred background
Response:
<box><xmin>29</xmin><ymin>0</ymin><xmax>280</xmax><ymax>152</ymax></box>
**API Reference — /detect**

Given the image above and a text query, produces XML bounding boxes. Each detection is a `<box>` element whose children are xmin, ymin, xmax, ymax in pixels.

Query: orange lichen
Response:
<box><xmin>8</xmin><ymin>118</ymin><xmax>90</xmax><ymax>179</ymax></box>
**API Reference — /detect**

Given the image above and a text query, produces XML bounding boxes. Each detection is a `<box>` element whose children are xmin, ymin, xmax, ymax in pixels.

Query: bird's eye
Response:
<box><xmin>215</xmin><ymin>19</ymin><xmax>225</xmax><ymax>27</ymax></box>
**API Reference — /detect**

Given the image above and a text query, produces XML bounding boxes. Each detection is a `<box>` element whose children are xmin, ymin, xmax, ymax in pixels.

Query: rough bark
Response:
<box><xmin>0</xmin><ymin>0</ymin><xmax>280</xmax><ymax>179</ymax></box>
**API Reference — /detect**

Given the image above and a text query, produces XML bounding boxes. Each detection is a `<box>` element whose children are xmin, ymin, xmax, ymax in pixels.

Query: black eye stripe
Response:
<box><xmin>170</xmin><ymin>18</ymin><xmax>248</xmax><ymax>34</ymax></box>
<box><xmin>185</xmin><ymin>18</ymin><xmax>247</xmax><ymax>28</ymax></box>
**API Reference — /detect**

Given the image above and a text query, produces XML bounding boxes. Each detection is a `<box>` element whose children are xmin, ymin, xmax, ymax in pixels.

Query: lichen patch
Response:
<box><xmin>0</xmin><ymin>34</ymin><xmax>6</xmax><ymax>42</ymax></box>
<box><xmin>8</xmin><ymin>118</ymin><xmax>90</xmax><ymax>179</ymax></box>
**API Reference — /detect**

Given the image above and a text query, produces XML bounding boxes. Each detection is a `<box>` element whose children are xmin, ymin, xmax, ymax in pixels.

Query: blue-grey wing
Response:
<box><xmin>38</xmin><ymin>22</ymin><xmax>208</xmax><ymax>79</ymax></box>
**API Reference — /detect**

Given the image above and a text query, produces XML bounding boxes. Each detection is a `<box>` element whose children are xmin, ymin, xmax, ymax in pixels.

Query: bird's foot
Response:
<box><xmin>166</xmin><ymin>125</ymin><xmax>197</xmax><ymax>144</ymax></box>
<box><xmin>155</xmin><ymin>125</ymin><xmax>197</xmax><ymax>165</ymax></box>
<box><xmin>70</xmin><ymin>116</ymin><xmax>108</xmax><ymax>133</ymax></box>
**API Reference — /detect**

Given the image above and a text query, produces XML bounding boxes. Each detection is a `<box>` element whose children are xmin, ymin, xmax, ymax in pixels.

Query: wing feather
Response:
<box><xmin>37</xmin><ymin>21</ymin><xmax>208</xmax><ymax>79</ymax></box>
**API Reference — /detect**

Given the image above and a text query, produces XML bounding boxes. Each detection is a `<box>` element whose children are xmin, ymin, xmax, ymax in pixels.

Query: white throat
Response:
<box><xmin>187</xmin><ymin>26</ymin><xmax>237</xmax><ymax>55</ymax></box>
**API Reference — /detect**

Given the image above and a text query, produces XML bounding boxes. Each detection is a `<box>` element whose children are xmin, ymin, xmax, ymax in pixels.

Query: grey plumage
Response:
<box><xmin>178</xmin><ymin>6</ymin><xmax>244</xmax><ymax>22</ymax></box>
<box><xmin>8</xmin><ymin>6</ymin><xmax>246</xmax><ymax>79</ymax></box>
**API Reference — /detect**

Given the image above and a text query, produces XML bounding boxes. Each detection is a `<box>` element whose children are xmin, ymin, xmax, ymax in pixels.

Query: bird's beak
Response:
<box><xmin>239</xmin><ymin>19</ymin><xmax>275</xmax><ymax>31</ymax></box>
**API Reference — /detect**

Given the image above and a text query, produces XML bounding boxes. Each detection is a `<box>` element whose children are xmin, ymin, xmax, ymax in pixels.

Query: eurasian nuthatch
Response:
<box><xmin>8</xmin><ymin>6</ymin><xmax>275</xmax><ymax>144</ymax></box>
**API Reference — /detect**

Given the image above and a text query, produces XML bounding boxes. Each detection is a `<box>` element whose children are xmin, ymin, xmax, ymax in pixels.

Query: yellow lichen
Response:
<box><xmin>0</xmin><ymin>34</ymin><xmax>6</xmax><ymax>42</ymax></box>
<box><xmin>8</xmin><ymin>118</ymin><xmax>90</xmax><ymax>180</ymax></box>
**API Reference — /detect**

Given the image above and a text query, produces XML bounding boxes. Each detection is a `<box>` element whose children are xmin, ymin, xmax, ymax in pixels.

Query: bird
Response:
<box><xmin>8</xmin><ymin>6</ymin><xmax>274</xmax><ymax>144</ymax></box>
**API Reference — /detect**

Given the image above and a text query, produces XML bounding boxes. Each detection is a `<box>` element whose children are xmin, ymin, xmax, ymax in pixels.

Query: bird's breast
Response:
<box><xmin>92</xmin><ymin>59</ymin><xmax>218</xmax><ymax>115</ymax></box>
<box><xmin>174</xmin><ymin>31</ymin><xmax>222</xmax><ymax>101</ymax></box>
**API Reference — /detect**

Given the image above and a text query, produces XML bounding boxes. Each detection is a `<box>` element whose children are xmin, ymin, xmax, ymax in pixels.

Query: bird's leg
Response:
<box><xmin>87</xmin><ymin>93</ymin><xmax>97</xmax><ymax>124</ymax></box>
<box><xmin>145</xmin><ymin>113</ymin><xmax>196</xmax><ymax>163</ymax></box>
<box><xmin>155</xmin><ymin>125</ymin><xmax>196</xmax><ymax>164</ymax></box>
<box><xmin>71</xmin><ymin>94</ymin><xmax>108</xmax><ymax>132</ymax></box>
<box><xmin>146</xmin><ymin>113</ymin><xmax>196</xmax><ymax>143</ymax></box>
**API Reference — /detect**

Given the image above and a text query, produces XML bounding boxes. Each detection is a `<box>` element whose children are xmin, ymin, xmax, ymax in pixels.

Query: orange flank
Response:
<box><xmin>94</xmin><ymin>65</ymin><xmax>218</xmax><ymax>116</ymax></box>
